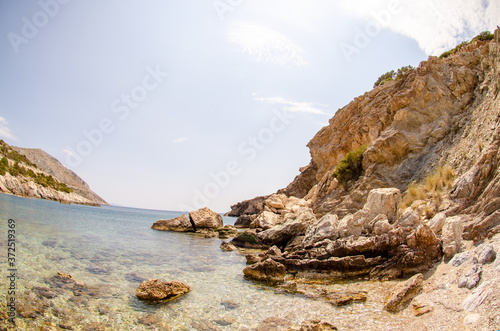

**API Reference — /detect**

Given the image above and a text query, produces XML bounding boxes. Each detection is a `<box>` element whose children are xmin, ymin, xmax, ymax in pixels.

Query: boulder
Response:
<box><xmin>218</xmin><ymin>225</ymin><xmax>238</xmax><ymax>239</ymax></box>
<box><xmin>230</xmin><ymin>230</ymin><xmax>265</xmax><ymax>249</ymax></box>
<box><xmin>251</xmin><ymin>211</ymin><xmax>282</xmax><ymax>230</ymax></box>
<box><xmin>442</xmin><ymin>216</ymin><xmax>464</xmax><ymax>258</ymax></box>
<box><xmin>136</xmin><ymin>279</ymin><xmax>190</xmax><ymax>302</ymax></box>
<box><xmin>220</xmin><ymin>241</ymin><xmax>237</xmax><ymax>251</ymax></box>
<box><xmin>151</xmin><ymin>214</ymin><xmax>193</xmax><ymax>232</ymax></box>
<box><xmin>337</xmin><ymin>211</ymin><xmax>366</xmax><ymax>238</ymax></box>
<box><xmin>298</xmin><ymin>319</ymin><xmax>337</xmax><ymax>330</ymax></box>
<box><xmin>384</xmin><ymin>273</ymin><xmax>423</xmax><ymax>313</ymax></box>
<box><xmin>258</xmin><ymin>207</ymin><xmax>317</xmax><ymax>247</ymax></box>
<box><xmin>234</xmin><ymin>214</ymin><xmax>254</xmax><ymax>228</ymax></box>
<box><xmin>245</xmin><ymin>246</ymin><xmax>282</xmax><ymax>265</ymax></box>
<box><xmin>427</xmin><ymin>212</ymin><xmax>446</xmax><ymax>234</ymax></box>
<box><xmin>226</xmin><ymin>195</ymin><xmax>268</xmax><ymax>217</ymax></box>
<box><xmin>189</xmin><ymin>207</ymin><xmax>223</xmax><ymax>231</ymax></box>
<box><xmin>265</xmin><ymin>193</ymin><xmax>287</xmax><ymax>210</ymax></box>
<box><xmin>303</xmin><ymin>214</ymin><xmax>339</xmax><ymax>247</ymax></box>
<box><xmin>243</xmin><ymin>258</ymin><xmax>286</xmax><ymax>283</ymax></box>
<box><xmin>363</xmin><ymin>188</ymin><xmax>401</xmax><ymax>222</ymax></box>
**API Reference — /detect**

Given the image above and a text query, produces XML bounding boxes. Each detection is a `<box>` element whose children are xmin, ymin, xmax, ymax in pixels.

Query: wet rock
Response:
<box><xmin>256</xmin><ymin>316</ymin><xmax>293</xmax><ymax>331</ymax></box>
<box><xmin>189</xmin><ymin>207</ymin><xmax>223</xmax><ymax>230</ymax></box>
<box><xmin>218</xmin><ymin>225</ymin><xmax>238</xmax><ymax>239</ymax></box>
<box><xmin>220</xmin><ymin>241</ymin><xmax>237</xmax><ymax>251</ymax></box>
<box><xmin>136</xmin><ymin>279</ymin><xmax>190</xmax><ymax>302</ymax></box>
<box><xmin>326</xmin><ymin>292</ymin><xmax>367</xmax><ymax>306</ymax></box>
<box><xmin>151</xmin><ymin>214</ymin><xmax>193</xmax><ymax>232</ymax></box>
<box><xmin>458</xmin><ymin>264</ymin><xmax>482</xmax><ymax>289</ymax></box>
<box><xmin>221</xmin><ymin>300</ymin><xmax>239</xmax><ymax>310</ymax></box>
<box><xmin>214</xmin><ymin>316</ymin><xmax>236</xmax><ymax>326</ymax></box>
<box><xmin>298</xmin><ymin>319</ymin><xmax>337</xmax><ymax>331</ymax></box>
<box><xmin>138</xmin><ymin>313</ymin><xmax>171</xmax><ymax>329</ymax></box>
<box><xmin>191</xmin><ymin>319</ymin><xmax>222</xmax><ymax>331</ymax></box>
<box><xmin>230</xmin><ymin>230</ymin><xmax>266</xmax><ymax>249</ymax></box>
<box><xmin>124</xmin><ymin>272</ymin><xmax>149</xmax><ymax>283</ymax></box>
<box><xmin>442</xmin><ymin>216</ymin><xmax>464</xmax><ymax>259</ymax></box>
<box><xmin>384</xmin><ymin>273</ymin><xmax>423</xmax><ymax>313</ymax></box>
<box><xmin>234</xmin><ymin>214</ymin><xmax>254</xmax><ymax>228</ymax></box>
<box><xmin>32</xmin><ymin>286</ymin><xmax>61</xmax><ymax>299</ymax></box>
<box><xmin>477</xmin><ymin>243</ymin><xmax>496</xmax><ymax>264</ymax></box>
<box><xmin>243</xmin><ymin>258</ymin><xmax>286</xmax><ymax>283</ymax></box>
<box><xmin>448</xmin><ymin>251</ymin><xmax>470</xmax><ymax>267</ymax></box>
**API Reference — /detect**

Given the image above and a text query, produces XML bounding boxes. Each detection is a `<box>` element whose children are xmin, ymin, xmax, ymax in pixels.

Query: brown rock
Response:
<box><xmin>189</xmin><ymin>207</ymin><xmax>223</xmax><ymax>231</ymax></box>
<box><xmin>136</xmin><ymin>279</ymin><xmax>190</xmax><ymax>302</ymax></box>
<box><xmin>384</xmin><ymin>273</ymin><xmax>424</xmax><ymax>312</ymax></box>
<box><xmin>220</xmin><ymin>241</ymin><xmax>236</xmax><ymax>251</ymax></box>
<box><xmin>243</xmin><ymin>258</ymin><xmax>286</xmax><ymax>283</ymax></box>
<box><xmin>151</xmin><ymin>214</ymin><xmax>193</xmax><ymax>232</ymax></box>
<box><xmin>298</xmin><ymin>319</ymin><xmax>337</xmax><ymax>331</ymax></box>
<box><xmin>234</xmin><ymin>214</ymin><xmax>254</xmax><ymax>228</ymax></box>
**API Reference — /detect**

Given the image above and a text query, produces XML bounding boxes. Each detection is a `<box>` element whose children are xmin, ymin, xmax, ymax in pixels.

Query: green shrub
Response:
<box><xmin>471</xmin><ymin>31</ymin><xmax>494</xmax><ymax>43</ymax></box>
<box><xmin>396</xmin><ymin>65</ymin><xmax>414</xmax><ymax>80</ymax></box>
<box><xmin>373</xmin><ymin>70</ymin><xmax>395</xmax><ymax>88</ymax></box>
<box><xmin>333</xmin><ymin>145</ymin><xmax>367</xmax><ymax>187</ymax></box>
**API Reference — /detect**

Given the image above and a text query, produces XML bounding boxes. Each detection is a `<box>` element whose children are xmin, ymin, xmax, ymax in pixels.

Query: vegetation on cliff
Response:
<box><xmin>0</xmin><ymin>140</ymin><xmax>73</xmax><ymax>193</ymax></box>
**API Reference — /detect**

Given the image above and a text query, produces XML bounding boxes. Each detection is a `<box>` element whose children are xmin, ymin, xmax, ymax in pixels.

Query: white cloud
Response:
<box><xmin>62</xmin><ymin>149</ymin><xmax>74</xmax><ymax>157</ymax></box>
<box><xmin>255</xmin><ymin>96</ymin><xmax>329</xmax><ymax>115</ymax></box>
<box><xmin>0</xmin><ymin>116</ymin><xmax>18</xmax><ymax>141</ymax></box>
<box><xmin>227</xmin><ymin>23</ymin><xmax>307</xmax><ymax>66</ymax></box>
<box><xmin>172</xmin><ymin>137</ymin><xmax>187</xmax><ymax>143</ymax></box>
<box><xmin>339</xmin><ymin>0</ymin><xmax>499</xmax><ymax>55</ymax></box>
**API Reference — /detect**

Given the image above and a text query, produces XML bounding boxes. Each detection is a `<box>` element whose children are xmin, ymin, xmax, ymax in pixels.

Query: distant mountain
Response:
<box><xmin>0</xmin><ymin>140</ymin><xmax>107</xmax><ymax>206</ymax></box>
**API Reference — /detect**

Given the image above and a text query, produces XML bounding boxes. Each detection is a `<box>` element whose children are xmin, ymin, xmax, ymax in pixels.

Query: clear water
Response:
<box><xmin>0</xmin><ymin>194</ymin><xmax>408</xmax><ymax>330</ymax></box>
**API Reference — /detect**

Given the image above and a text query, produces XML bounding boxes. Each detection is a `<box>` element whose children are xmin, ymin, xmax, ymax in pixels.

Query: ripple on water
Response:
<box><xmin>0</xmin><ymin>195</ymin><xmax>412</xmax><ymax>330</ymax></box>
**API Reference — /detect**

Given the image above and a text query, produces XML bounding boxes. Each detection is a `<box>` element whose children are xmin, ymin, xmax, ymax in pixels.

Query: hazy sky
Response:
<box><xmin>0</xmin><ymin>0</ymin><xmax>498</xmax><ymax>212</ymax></box>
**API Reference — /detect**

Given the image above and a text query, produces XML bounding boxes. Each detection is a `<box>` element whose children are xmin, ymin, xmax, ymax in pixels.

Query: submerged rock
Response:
<box><xmin>243</xmin><ymin>258</ymin><xmax>286</xmax><ymax>283</ymax></box>
<box><xmin>136</xmin><ymin>279</ymin><xmax>190</xmax><ymax>302</ymax></box>
<box><xmin>384</xmin><ymin>273</ymin><xmax>423</xmax><ymax>313</ymax></box>
<box><xmin>152</xmin><ymin>214</ymin><xmax>193</xmax><ymax>232</ymax></box>
<box><xmin>298</xmin><ymin>319</ymin><xmax>337</xmax><ymax>330</ymax></box>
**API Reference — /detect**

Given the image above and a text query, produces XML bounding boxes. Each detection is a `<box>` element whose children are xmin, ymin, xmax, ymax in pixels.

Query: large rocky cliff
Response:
<box><xmin>0</xmin><ymin>141</ymin><xmax>106</xmax><ymax>206</ymax></box>
<box><xmin>228</xmin><ymin>29</ymin><xmax>500</xmax><ymax>277</ymax></box>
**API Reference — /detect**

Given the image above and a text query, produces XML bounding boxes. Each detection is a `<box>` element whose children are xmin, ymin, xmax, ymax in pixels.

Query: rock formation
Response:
<box><xmin>0</xmin><ymin>140</ymin><xmax>106</xmax><ymax>206</ymax></box>
<box><xmin>151</xmin><ymin>214</ymin><xmax>192</xmax><ymax>232</ymax></box>
<box><xmin>135</xmin><ymin>279</ymin><xmax>190</xmax><ymax>302</ymax></box>
<box><xmin>229</xmin><ymin>31</ymin><xmax>500</xmax><ymax>282</ymax></box>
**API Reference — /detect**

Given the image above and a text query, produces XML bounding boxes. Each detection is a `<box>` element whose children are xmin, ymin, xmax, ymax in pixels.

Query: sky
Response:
<box><xmin>0</xmin><ymin>0</ymin><xmax>498</xmax><ymax>212</ymax></box>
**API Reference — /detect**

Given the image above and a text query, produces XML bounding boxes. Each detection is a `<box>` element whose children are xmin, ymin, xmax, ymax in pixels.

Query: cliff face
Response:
<box><xmin>13</xmin><ymin>147</ymin><xmax>107</xmax><ymax>205</ymax></box>
<box><xmin>0</xmin><ymin>141</ymin><xmax>106</xmax><ymax>206</ymax></box>
<box><xmin>231</xmin><ymin>31</ymin><xmax>499</xmax><ymax>225</ymax></box>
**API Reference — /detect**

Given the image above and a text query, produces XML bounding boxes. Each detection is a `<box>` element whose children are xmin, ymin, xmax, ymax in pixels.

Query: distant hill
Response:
<box><xmin>0</xmin><ymin>140</ymin><xmax>106</xmax><ymax>206</ymax></box>
<box><xmin>13</xmin><ymin>146</ymin><xmax>107</xmax><ymax>205</ymax></box>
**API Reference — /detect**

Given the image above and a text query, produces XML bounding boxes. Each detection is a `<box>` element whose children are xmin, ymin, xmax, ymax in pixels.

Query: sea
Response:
<box><xmin>0</xmin><ymin>193</ymin><xmax>405</xmax><ymax>330</ymax></box>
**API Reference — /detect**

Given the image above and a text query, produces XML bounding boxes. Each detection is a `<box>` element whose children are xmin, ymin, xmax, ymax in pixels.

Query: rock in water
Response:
<box><xmin>298</xmin><ymin>319</ymin><xmax>337</xmax><ymax>330</ymax></box>
<box><xmin>243</xmin><ymin>258</ymin><xmax>286</xmax><ymax>283</ymax></box>
<box><xmin>136</xmin><ymin>279</ymin><xmax>190</xmax><ymax>302</ymax></box>
<box><xmin>189</xmin><ymin>207</ymin><xmax>223</xmax><ymax>230</ymax></box>
<box><xmin>151</xmin><ymin>214</ymin><xmax>193</xmax><ymax>232</ymax></box>
<box><xmin>384</xmin><ymin>273</ymin><xmax>424</xmax><ymax>312</ymax></box>
<box><xmin>220</xmin><ymin>241</ymin><xmax>236</xmax><ymax>251</ymax></box>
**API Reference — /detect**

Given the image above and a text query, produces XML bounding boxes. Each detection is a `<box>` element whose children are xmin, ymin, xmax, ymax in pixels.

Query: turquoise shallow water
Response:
<box><xmin>0</xmin><ymin>193</ymin><xmax>406</xmax><ymax>330</ymax></box>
